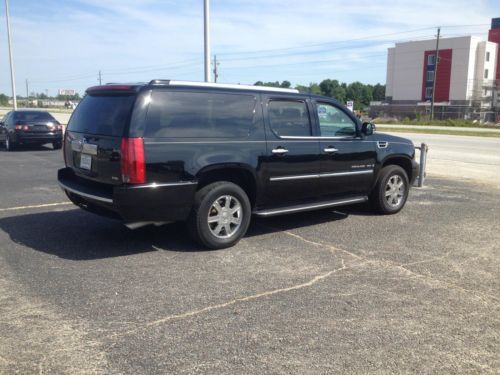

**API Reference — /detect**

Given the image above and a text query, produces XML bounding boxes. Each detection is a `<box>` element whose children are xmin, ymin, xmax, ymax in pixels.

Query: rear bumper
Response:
<box><xmin>58</xmin><ymin>168</ymin><xmax>197</xmax><ymax>223</ymax></box>
<box><xmin>13</xmin><ymin>132</ymin><xmax>62</xmax><ymax>144</ymax></box>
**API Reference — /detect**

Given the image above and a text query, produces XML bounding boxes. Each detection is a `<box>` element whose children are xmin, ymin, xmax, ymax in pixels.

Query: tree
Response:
<box><xmin>319</xmin><ymin>79</ymin><xmax>346</xmax><ymax>102</ymax></box>
<box><xmin>0</xmin><ymin>93</ymin><xmax>9</xmax><ymax>106</ymax></box>
<box><xmin>372</xmin><ymin>83</ymin><xmax>386</xmax><ymax>101</ymax></box>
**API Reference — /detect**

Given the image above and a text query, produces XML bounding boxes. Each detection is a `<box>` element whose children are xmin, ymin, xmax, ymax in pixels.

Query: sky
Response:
<box><xmin>1</xmin><ymin>0</ymin><xmax>499</xmax><ymax>96</ymax></box>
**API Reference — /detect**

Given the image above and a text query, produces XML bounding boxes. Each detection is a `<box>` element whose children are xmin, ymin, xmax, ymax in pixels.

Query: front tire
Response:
<box><xmin>371</xmin><ymin>165</ymin><xmax>410</xmax><ymax>214</ymax></box>
<box><xmin>187</xmin><ymin>181</ymin><xmax>251</xmax><ymax>249</ymax></box>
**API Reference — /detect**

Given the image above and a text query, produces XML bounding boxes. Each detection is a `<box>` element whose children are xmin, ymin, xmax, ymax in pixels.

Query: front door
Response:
<box><xmin>313</xmin><ymin>101</ymin><xmax>377</xmax><ymax>198</ymax></box>
<box><xmin>260</xmin><ymin>96</ymin><xmax>321</xmax><ymax>207</ymax></box>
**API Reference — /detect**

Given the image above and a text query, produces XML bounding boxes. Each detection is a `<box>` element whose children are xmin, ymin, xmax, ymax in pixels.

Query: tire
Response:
<box><xmin>53</xmin><ymin>141</ymin><xmax>62</xmax><ymax>150</ymax></box>
<box><xmin>187</xmin><ymin>181</ymin><xmax>251</xmax><ymax>249</ymax></box>
<box><xmin>370</xmin><ymin>165</ymin><xmax>410</xmax><ymax>215</ymax></box>
<box><xmin>5</xmin><ymin>135</ymin><xmax>15</xmax><ymax>151</ymax></box>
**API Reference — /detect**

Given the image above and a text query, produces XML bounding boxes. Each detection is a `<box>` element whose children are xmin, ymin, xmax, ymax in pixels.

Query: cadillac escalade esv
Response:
<box><xmin>58</xmin><ymin>80</ymin><xmax>419</xmax><ymax>249</ymax></box>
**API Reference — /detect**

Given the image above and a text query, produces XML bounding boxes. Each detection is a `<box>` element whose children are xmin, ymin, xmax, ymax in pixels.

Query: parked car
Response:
<box><xmin>58</xmin><ymin>80</ymin><xmax>419</xmax><ymax>249</ymax></box>
<box><xmin>0</xmin><ymin>110</ymin><xmax>63</xmax><ymax>151</ymax></box>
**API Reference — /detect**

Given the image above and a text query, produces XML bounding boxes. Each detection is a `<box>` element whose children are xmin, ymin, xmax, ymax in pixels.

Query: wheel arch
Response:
<box><xmin>196</xmin><ymin>164</ymin><xmax>258</xmax><ymax>208</ymax></box>
<box><xmin>380</xmin><ymin>155</ymin><xmax>413</xmax><ymax>182</ymax></box>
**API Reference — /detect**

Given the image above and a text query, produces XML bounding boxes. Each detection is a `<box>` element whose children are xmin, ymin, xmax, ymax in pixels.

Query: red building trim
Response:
<box><xmin>488</xmin><ymin>28</ymin><xmax>500</xmax><ymax>80</ymax></box>
<box><xmin>421</xmin><ymin>49</ymin><xmax>452</xmax><ymax>102</ymax></box>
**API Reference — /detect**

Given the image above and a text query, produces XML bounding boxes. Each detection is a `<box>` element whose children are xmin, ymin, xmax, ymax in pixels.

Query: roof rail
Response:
<box><xmin>148</xmin><ymin>79</ymin><xmax>299</xmax><ymax>94</ymax></box>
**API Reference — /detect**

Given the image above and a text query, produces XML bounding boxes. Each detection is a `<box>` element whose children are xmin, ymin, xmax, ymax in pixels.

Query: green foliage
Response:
<box><xmin>254</xmin><ymin>81</ymin><xmax>291</xmax><ymax>88</ymax></box>
<box><xmin>255</xmin><ymin>79</ymin><xmax>386</xmax><ymax>108</ymax></box>
<box><xmin>0</xmin><ymin>93</ymin><xmax>9</xmax><ymax>106</ymax></box>
<box><xmin>57</xmin><ymin>93</ymin><xmax>80</xmax><ymax>101</ymax></box>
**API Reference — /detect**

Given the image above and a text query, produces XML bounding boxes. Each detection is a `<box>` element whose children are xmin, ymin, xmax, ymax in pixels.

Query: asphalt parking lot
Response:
<box><xmin>0</xmin><ymin>144</ymin><xmax>499</xmax><ymax>374</ymax></box>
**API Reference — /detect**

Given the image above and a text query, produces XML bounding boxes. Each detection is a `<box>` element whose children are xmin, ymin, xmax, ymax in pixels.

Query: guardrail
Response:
<box><xmin>415</xmin><ymin>143</ymin><xmax>429</xmax><ymax>187</ymax></box>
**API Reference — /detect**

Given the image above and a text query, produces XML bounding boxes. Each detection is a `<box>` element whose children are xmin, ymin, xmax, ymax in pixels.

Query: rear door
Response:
<box><xmin>313</xmin><ymin>100</ymin><xmax>376</xmax><ymax>198</ymax></box>
<box><xmin>64</xmin><ymin>91</ymin><xmax>138</xmax><ymax>185</ymax></box>
<box><xmin>260</xmin><ymin>95</ymin><xmax>322</xmax><ymax>206</ymax></box>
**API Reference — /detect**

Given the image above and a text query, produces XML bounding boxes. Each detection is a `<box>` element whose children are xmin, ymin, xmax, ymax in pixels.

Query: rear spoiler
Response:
<box><xmin>86</xmin><ymin>85</ymin><xmax>141</xmax><ymax>95</ymax></box>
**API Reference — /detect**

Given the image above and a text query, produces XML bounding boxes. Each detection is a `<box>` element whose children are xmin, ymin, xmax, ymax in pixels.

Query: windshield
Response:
<box><xmin>68</xmin><ymin>94</ymin><xmax>136</xmax><ymax>136</ymax></box>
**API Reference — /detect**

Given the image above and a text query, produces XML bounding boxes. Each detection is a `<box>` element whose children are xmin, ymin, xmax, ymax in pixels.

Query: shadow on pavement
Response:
<box><xmin>0</xmin><ymin>204</ymin><xmax>365</xmax><ymax>260</ymax></box>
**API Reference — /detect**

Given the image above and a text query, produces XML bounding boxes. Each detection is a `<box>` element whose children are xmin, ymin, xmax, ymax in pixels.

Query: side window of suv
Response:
<box><xmin>144</xmin><ymin>91</ymin><xmax>257</xmax><ymax>138</ymax></box>
<box><xmin>316</xmin><ymin>102</ymin><xmax>357</xmax><ymax>137</ymax></box>
<box><xmin>268</xmin><ymin>100</ymin><xmax>311</xmax><ymax>137</ymax></box>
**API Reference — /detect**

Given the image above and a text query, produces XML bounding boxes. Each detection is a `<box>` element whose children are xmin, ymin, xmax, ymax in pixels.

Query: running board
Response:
<box><xmin>253</xmin><ymin>196</ymin><xmax>368</xmax><ymax>217</ymax></box>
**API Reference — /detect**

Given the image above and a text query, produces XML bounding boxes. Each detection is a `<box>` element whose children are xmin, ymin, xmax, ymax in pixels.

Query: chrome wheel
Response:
<box><xmin>207</xmin><ymin>195</ymin><xmax>243</xmax><ymax>239</ymax></box>
<box><xmin>385</xmin><ymin>175</ymin><xmax>405</xmax><ymax>208</ymax></box>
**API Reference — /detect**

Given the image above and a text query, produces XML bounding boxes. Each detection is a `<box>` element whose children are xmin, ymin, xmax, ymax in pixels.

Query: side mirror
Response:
<box><xmin>361</xmin><ymin>122</ymin><xmax>375</xmax><ymax>136</ymax></box>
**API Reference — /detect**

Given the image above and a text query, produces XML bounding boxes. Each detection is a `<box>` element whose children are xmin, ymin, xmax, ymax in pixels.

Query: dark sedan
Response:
<box><xmin>0</xmin><ymin>110</ymin><xmax>63</xmax><ymax>151</ymax></box>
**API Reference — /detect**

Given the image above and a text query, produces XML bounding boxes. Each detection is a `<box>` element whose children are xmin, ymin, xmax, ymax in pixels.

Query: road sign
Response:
<box><xmin>346</xmin><ymin>101</ymin><xmax>354</xmax><ymax>112</ymax></box>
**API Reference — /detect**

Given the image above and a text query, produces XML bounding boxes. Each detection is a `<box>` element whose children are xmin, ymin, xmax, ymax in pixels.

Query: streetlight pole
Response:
<box><xmin>430</xmin><ymin>27</ymin><xmax>440</xmax><ymax>121</ymax></box>
<box><xmin>4</xmin><ymin>0</ymin><xmax>17</xmax><ymax>109</ymax></box>
<box><xmin>204</xmin><ymin>0</ymin><xmax>211</xmax><ymax>82</ymax></box>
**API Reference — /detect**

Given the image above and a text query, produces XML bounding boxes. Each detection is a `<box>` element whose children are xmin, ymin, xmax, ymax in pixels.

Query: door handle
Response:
<box><xmin>324</xmin><ymin>147</ymin><xmax>338</xmax><ymax>154</ymax></box>
<box><xmin>272</xmin><ymin>147</ymin><xmax>289</xmax><ymax>155</ymax></box>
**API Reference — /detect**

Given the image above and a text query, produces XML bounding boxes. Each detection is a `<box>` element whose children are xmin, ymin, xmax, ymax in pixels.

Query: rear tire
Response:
<box><xmin>370</xmin><ymin>165</ymin><xmax>409</xmax><ymax>214</ymax></box>
<box><xmin>187</xmin><ymin>181</ymin><xmax>251</xmax><ymax>249</ymax></box>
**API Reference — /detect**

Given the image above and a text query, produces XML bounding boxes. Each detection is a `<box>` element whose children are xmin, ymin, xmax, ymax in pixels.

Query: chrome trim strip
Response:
<box><xmin>270</xmin><ymin>169</ymin><xmax>373</xmax><ymax>181</ymax></box>
<box><xmin>127</xmin><ymin>181</ymin><xmax>198</xmax><ymax>189</ymax></box>
<box><xmin>270</xmin><ymin>174</ymin><xmax>319</xmax><ymax>181</ymax></box>
<box><xmin>280</xmin><ymin>135</ymin><xmax>356</xmax><ymax>140</ymax></box>
<box><xmin>59</xmin><ymin>181</ymin><xmax>113</xmax><ymax>204</ymax></box>
<box><xmin>320</xmin><ymin>170</ymin><xmax>373</xmax><ymax>178</ymax></box>
<box><xmin>254</xmin><ymin>197</ymin><xmax>368</xmax><ymax>217</ymax></box>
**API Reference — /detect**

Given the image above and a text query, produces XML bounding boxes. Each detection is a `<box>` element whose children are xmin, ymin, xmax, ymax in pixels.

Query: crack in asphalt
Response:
<box><xmin>271</xmin><ymin>228</ymin><xmax>500</xmax><ymax>304</ymax></box>
<box><xmin>105</xmin><ymin>258</ymin><xmax>366</xmax><ymax>340</ymax></box>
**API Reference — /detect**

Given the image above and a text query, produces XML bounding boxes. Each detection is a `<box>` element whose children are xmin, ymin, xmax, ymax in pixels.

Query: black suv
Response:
<box><xmin>58</xmin><ymin>80</ymin><xmax>418</xmax><ymax>249</ymax></box>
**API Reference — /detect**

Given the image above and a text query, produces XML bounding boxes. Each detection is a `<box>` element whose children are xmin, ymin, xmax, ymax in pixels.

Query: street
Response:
<box><xmin>388</xmin><ymin>132</ymin><xmax>500</xmax><ymax>187</ymax></box>
<box><xmin>0</xmin><ymin>139</ymin><xmax>499</xmax><ymax>373</ymax></box>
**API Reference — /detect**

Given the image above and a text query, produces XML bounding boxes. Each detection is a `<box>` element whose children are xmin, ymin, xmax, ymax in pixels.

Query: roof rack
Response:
<box><xmin>148</xmin><ymin>80</ymin><xmax>299</xmax><ymax>94</ymax></box>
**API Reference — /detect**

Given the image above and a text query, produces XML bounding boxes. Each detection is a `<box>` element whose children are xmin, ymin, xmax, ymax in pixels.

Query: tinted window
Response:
<box><xmin>268</xmin><ymin>100</ymin><xmax>311</xmax><ymax>137</ymax></box>
<box><xmin>144</xmin><ymin>91</ymin><xmax>256</xmax><ymax>138</ymax></box>
<box><xmin>68</xmin><ymin>94</ymin><xmax>136</xmax><ymax>136</ymax></box>
<box><xmin>316</xmin><ymin>103</ymin><xmax>356</xmax><ymax>137</ymax></box>
<box><xmin>14</xmin><ymin>111</ymin><xmax>56</xmax><ymax>122</ymax></box>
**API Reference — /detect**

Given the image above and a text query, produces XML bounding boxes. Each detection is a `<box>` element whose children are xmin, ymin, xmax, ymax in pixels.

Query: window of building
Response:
<box><xmin>486</xmin><ymin>52</ymin><xmax>490</xmax><ymax>62</ymax></box>
<box><xmin>426</xmin><ymin>70</ymin><xmax>435</xmax><ymax>82</ymax></box>
<box><xmin>268</xmin><ymin>100</ymin><xmax>311</xmax><ymax>137</ymax></box>
<box><xmin>425</xmin><ymin>87</ymin><xmax>433</xmax><ymax>98</ymax></box>
<box><xmin>427</xmin><ymin>54</ymin><xmax>435</xmax><ymax>65</ymax></box>
<box><xmin>484</xmin><ymin>69</ymin><xmax>489</xmax><ymax>79</ymax></box>
<box><xmin>316</xmin><ymin>103</ymin><xmax>356</xmax><ymax>137</ymax></box>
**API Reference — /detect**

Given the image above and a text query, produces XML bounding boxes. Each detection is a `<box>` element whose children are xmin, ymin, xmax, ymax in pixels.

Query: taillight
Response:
<box><xmin>120</xmin><ymin>138</ymin><xmax>145</xmax><ymax>184</ymax></box>
<box><xmin>15</xmin><ymin>124</ymin><xmax>29</xmax><ymax>131</ymax></box>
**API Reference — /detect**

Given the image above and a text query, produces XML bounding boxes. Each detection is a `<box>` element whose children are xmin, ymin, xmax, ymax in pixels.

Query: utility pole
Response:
<box><xmin>204</xmin><ymin>0</ymin><xmax>211</xmax><ymax>82</ymax></box>
<box><xmin>5</xmin><ymin>0</ymin><xmax>17</xmax><ymax>109</ymax></box>
<box><xmin>25</xmin><ymin>79</ymin><xmax>29</xmax><ymax>105</ymax></box>
<box><xmin>430</xmin><ymin>27</ymin><xmax>440</xmax><ymax>121</ymax></box>
<box><xmin>98</xmin><ymin>70</ymin><xmax>102</xmax><ymax>85</ymax></box>
<box><xmin>213</xmin><ymin>55</ymin><xmax>219</xmax><ymax>82</ymax></box>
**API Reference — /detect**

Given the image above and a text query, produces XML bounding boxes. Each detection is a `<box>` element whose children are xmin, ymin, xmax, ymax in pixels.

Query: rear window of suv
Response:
<box><xmin>68</xmin><ymin>94</ymin><xmax>136</xmax><ymax>136</ymax></box>
<box><xmin>144</xmin><ymin>91</ymin><xmax>256</xmax><ymax>138</ymax></box>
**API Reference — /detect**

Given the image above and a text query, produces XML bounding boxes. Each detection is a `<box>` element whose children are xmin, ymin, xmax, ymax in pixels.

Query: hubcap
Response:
<box><xmin>207</xmin><ymin>195</ymin><xmax>243</xmax><ymax>239</ymax></box>
<box><xmin>385</xmin><ymin>175</ymin><xmax>405</xmax><ymax>208</ymax></box>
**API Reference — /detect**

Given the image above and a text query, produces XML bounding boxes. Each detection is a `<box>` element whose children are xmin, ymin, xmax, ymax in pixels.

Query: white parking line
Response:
<box><xmin>0</xmin><ymin>202</ymin><xmax>72</xmax><ymax>212</ymax></box>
